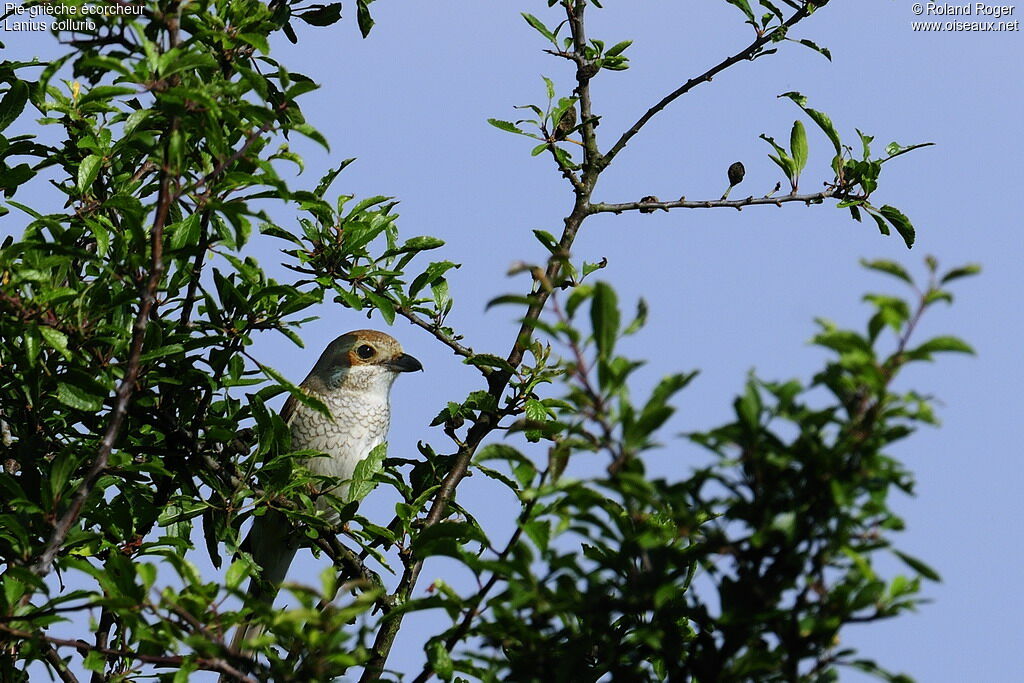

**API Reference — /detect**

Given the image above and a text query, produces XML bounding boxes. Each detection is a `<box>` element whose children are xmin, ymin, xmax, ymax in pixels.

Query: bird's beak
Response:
<box><xmin>389</xmin><ymin>353</ymin><xmax>423</xmax><ymax>373</ymax></box>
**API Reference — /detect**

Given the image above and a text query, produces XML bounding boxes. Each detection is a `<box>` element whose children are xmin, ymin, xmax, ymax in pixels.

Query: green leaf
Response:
<box><xmin>464</xmin><ymin>353</ymin><xmax>514</xmax><ymax>374</ymax></box>
<box><xmin>169</xmin><ymin>214</ymin><xmax>201</xmax><ymax>250</ymax></box>
<box><xmin>412</xmin><ymin>521</ymin><xmax>486</xmax><ymax>559</ymax></box>
<box><xmin>225</xmin><ymin>559</ymin><xmax>250</xmax><ymax>590</ymax></box>
<box><xmin>893</xmin><ymin>550</ymin><xmax>941</xmax><ymax>582</ymax></box>
<box><xmin>297</xmin><ymin>2</ymin><xmax>343</xmax><ymax>26</ymax></box>
<box><xmin>356</xmin><ymin>0</ymin><xmax>375</xmax><ymax>37</ymax></box>
<box><xmin>736</xmin><ymin>380</ymin><xmax>762</xmax><ymax>428</ymax></box>
<box><xmin>860</xmin><ymin>259</ymin><xmax>913</xmax><ymax>285</ymax></box>
<box><xmin>365</xmin><ymin>291</ymin><xmax>395</xmax><ymax>324</ymax></box>
<box><xmin>39</xmin><ymin>326</ymin><xmax>72</xmax><ymax>360</ymax></box>
<box><xmin>410</xmin><ymin>261</ymin><xmax>459</xmax><ymax>298</ymax></box>
<box><xmin>485</xmin><ymin>294</ymin><xmax>533</xmax><ymax>310</ymax></box>
<box><xmin>315</xmin><ymin>158</ymin><xmax>355</xmax><ymax>196</ymax></box>
<box><xmin>591</xmin><ymin>281</ymin><xmax>619</xmax><ymax>360</ymax></box>
<box><xmin>725</xmin><ymin>0</ymin><xmax>756</xmax><ymax>22</ymax></box>
<box><xmin>87</xmin><ymin>218</ymin><xmax>111</xmax><ymax>257</ymax></box>
<box><xmin>883</xmin><ymin>140</ymin><xmax>935</xmax><ymax>162</ymax></box>
<box><xmin>911</xmin><ymin>336</ymin><xmax>975</xmax><ymax>356</ymax></box>
<box><xmin>78</xmin><ymin>85</ymin><xmax>138</xmax><ymax>105</ymax></box>
<box><xmin>878</xmin><ymin>205</ymin><xmax>915</xmax><ymax>249</ymax></box>
<box><xmin>780</xmin><ymin>91</ymin><xmax>842</xmax><ymax>156</ymax></box>
<box><xmin>523</xmin><ymin>520</ymin><xmax>551</xmax><ymax>552</ymax></box>
<box><xmin>0</xmin><ymin>81</ymin><xmax>28</xmax><ymax>133</ymax></box>
<box><xmin>427</xmin><ymin>640</ymin><xmax>455</xmax><ymax>680</ymax></box>
<box><xmin>524</xmin><ymin>399</ymin><xmax>548</xmax><ymax>423</ymax></box>
<box><xmin>790</xmin><ymin>120</ymin><xmax>808</xmax><ymax>174</ymax></box>
<box><xmin>940</xmin><ymin>264</ymin><xmax>981</xmax><ymax>284</ymax></box>
<box><xmin>522</xmin><ymin>13</ymin><xmax>556</xmax><ymax>44</ymax></box>
<box><xmin>293</xmin><ymin>123</ymin><xmax>330</xmax><ymax>150</ymax></box>
<box><xmin>82</xmin><ymin>650</ymin><xmax>106</xmax><ymax>673</ymax></box>
<box><xmin>532</xmin><ymin>229</ymin><xmax>559</xmax><ymax>252</ymax></box>
<box><xmin>796</xmin><ymin>38</ymin><xmax>832</xmax><ymax>61</ymax></box>
<box><xmin>77</xmin><ymin>154</ymin><xmax>102</xmax><ymax>195</ymax></box>
<box><xmin>475</xmin><ymin>443</ymin><xmax>531</xmax><ymax>466</ymax></box>
<box><xmin>347</xmin><ymin>442</ymin><xmax>388</xmax><ymax>502</ymax></box>
<box><xmin>57</xmin><ymin>381</ymin><xmax>104</xmax><ymax>411</ymax></box>
<box><xmin>487</xmin><ymin>118</ymin><xmax>526</xmax><ymax>135</ymax></box>
<box><xmin>605</xmin><ymin>40</ymin><xmax>633</xmax><ymax>57</ymax></box>
<box><xmin>384</xmin><ymin>235</ymin><xmax>445</xmax><ymax>257</ymax></box>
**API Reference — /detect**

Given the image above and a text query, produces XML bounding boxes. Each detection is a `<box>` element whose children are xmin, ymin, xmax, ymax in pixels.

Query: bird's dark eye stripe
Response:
<box><xmin>356</xmin><ymin>344</ymin><xmax>376</xmax><ymax>359</ymax></box>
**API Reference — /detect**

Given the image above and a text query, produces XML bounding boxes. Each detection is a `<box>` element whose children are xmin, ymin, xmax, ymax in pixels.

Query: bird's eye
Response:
<box><xmin>356</xmin><ymin>344</ymin><xmax>376</xmax><ymax>359</ymax></box>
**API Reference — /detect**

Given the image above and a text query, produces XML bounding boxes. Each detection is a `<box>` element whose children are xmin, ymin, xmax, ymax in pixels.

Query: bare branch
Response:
<box><xmin>589</xmin><ymin>188</ymin><xmax>840</xmax><ymax>215</ymax></box>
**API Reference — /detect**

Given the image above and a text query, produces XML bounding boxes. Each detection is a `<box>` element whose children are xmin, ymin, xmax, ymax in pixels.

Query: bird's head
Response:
<box><xmin>305</xmin><ymin>329</ymin><xmax>422</xmax><ymax>394</ymax></box>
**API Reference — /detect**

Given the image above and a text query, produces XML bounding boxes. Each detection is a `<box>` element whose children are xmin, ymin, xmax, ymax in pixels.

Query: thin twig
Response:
<box><xmin>359</xmin><ymin>3</ymin><xmax>603</xmax><ymax>679</ymax></box>
<box><xmin>600</xmin><ymin>5</ymin><xmax>812</xmax><ymax>170</ymax></box>
<box><xmin>185</xmin><ymin>114</ymin><xmax>281</xmax><ymax>196</ymax></box>
<box><xmin>350</xmin><ymin>280</ymin><xmax>475</xmax><ymax>359</ymax></box>
<box><xmin>89</xmin><ymin>608</ymin><xmax>115</xmax><ymax>683</ymax></box>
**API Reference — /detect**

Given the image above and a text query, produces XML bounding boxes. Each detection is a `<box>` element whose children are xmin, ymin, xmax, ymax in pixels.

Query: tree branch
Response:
<box><xmin>348</xmin><ymin>280</ymin><xmax>476</xmax><ymax>360</ymax></box>
<box><xmin>0</xmin><ymin>623</ymin><xmax>255</xmax><ymax>682</ymax></box>
<box><xmin>186</xmin><ymin>113</ymin><xmax>281</xmax><ymax>196</ymax></box>
<box><xmin>41</xmin><ymin>640</ymin><xmax>80</xmax><ymax>683</ymax></box>
<box><xmin>360</xmin><ymin>3</ymin><xmax>842</xmax><ymax>678</ymax></box>
<box><xmin>410</xmin><ymin>470</ymin><xmax>549</xmax><ymax>683</ymax></box>
<box><xmin>360</xmin><ymin>2</ymin><xmax>603</xmax><ymax>677</ymax></box>
<box><xmin>310</xmin><ymin>535</ymin><xmax>391</xmax><ymax>614</ymax></box>
<box><xmin>601</xmin><ymin>6</ymin><xmax>812</xmax><ymax>170</ymax></box>
<box><xmin>29</xmin><ymin>120</ymin><xmax>176</xmax><ymax>577</ymax></box>
<box><xmin>589</xmin><ymin>188</ymin><xmax>841</xmax><ymax>215</ymax></box>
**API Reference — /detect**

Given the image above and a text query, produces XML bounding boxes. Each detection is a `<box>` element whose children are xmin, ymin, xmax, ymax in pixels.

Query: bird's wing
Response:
<box><xmin>280</xmin><ymin>393</ymin><xmax>297</xmax><ymax>425</ymax></box>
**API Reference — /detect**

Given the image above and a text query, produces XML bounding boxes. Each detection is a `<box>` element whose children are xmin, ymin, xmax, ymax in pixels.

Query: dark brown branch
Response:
<box><xmin>600</xmin><ymin>6</ymin><xmax>812</xmax><ymax>170</ymax></box>
<box><xmin>0</xmin><ymin>623</ymin><xmax>255</xmax><ymax>682</ymax></box>
<box><xmin>88</xmin><ymin>608</ymin><xmax>114</xmax><ymax>683</ymax></box>
<box><xmin>178</xmin><ymin>212</ymin><xmax>212</xmax><ymax>326</ymax></box>
<box><xmin>566</xmin><ymin>0</ymin><xmax>602</xmax><ymax>183</ymax></box>
<box><xmin>186</xmin><ymin>114</ymin><xmax>280</xmax><ymax>195</ymax></box>
<box><xmin>410</xmin><ymin>470</ymin><xmax>549</xmax><ymax>683</ymax></box>
<box><xmin>360</xmin><ymin>3</ymin><xmax>603</xmax><ymax>678</ymax></box>
<box><xmin>543</xmin><ymin>139</ymin><xmax>585</xmax><ymax>193</ymax></box>
<box><xmin>41</xmin><ymin>640</ymin><xmax>80</xmax><ymax>683</ymax></box>
<box><xmin>30</xmin><ymin>120</ymin><xmax>176</xmax><ymax>578</ymax></box>
<box><xmin>310</xmin><ymin>535</ymin><xmax>391</xmax><ymax>614</ymax></box>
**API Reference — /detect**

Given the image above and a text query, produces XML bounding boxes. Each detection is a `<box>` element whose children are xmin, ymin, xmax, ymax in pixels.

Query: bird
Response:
<box><xmin>229</xmin><ymin>329</ymin><xmax>422</xmax><ymax>655</ymax></box>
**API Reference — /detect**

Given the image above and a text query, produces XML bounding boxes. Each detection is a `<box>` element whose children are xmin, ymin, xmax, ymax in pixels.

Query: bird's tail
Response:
<box><xmin>224</xmin><ymin>510</ymin><xmax>299</xmax><ymax>674</ymax></box>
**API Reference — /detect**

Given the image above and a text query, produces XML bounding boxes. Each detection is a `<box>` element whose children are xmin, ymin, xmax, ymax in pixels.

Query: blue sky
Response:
<box><xmin>4</xmin><ymin>1</ymin><xmax>1022</xmax><ymax>680</ymax></box>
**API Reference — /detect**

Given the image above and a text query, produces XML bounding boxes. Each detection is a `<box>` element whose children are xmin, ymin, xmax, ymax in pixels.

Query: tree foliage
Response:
<box><xmin>0</xmin><ymin>1</ymin><xmax>976</xmax><ymax>681</ymax></box>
